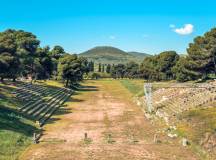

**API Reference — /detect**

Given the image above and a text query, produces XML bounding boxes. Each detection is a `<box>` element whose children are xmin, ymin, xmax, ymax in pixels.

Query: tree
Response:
<box><xmin>172</xmin><ymin>56</ymin><xmax>199</xmax><ymax>82</ymax></box>
<box><xmin>139</xmin><ymin>51</ymin><xmax>179</xmax><ymax>81</ymax></box>
<box><xmin>91</xmin><ymin>61</ymin><xmax>95</xmax><ymax>72</ymax></box>
<box><xmin>57</xmin><ymin>54</ymin><xmax>88</xmax><ymax>87</ymax></box>
<box><xmin>140</xmin><ymin>56</ymin><xmax>159</xmax><ymax>80</ymax></box>
<box><xmin>186</xmin><ymin>28</ymin><xmax>216</xmax><ymax>79</ymax></box>
<box><xmin>102</xmin><ymin>64</ymin><xmax>105</xmax><ymax>72</ymax></box>
<box><xmin>172</xmin><ymin>27</ymin><xmax>216</xmax><ymax>82</ymax></box>
<box><xmin>35</xmin><ymin>46</ymin><xmax>53</xmax><ymax>79</ymax></box>
<box><xmin>14</xmin><ymin>30</ymin><xmax>40</xmax><ymax>82</ymax></box>
<box><xmin>49</xmin><ymin>45</ymin><xmax>66</xmax><ymax>79</ymax></box>
<box><xmin>0</xmin><ymin>52</ymin><xmax>19</xmax><ymax>81</ymax></box>
<box><xmin>156</xmin><ymin>51</ymin><xmax>179</xmax><ymax>80</ymax></box>
<box><xmin>106</xmin><ymin>64</ymin><xmax>111</xmax><ymax>73</ymax></box>
<box><xmin>111</xmin><ymin>64</ymin><xmax>126</xmax><ymax>79</ymax></box>
<box><xmin>98</xmin><ymin>63</ymin><xmax>101</xmax><ymax>72</ymax></box>
<box><xmin>88</xmin><ymin>61</ymin><xmax>94</xmax><ymax>72</ymax></box>
<box><xmin>78</xmin><ymin>56</ymin><xmax>90</xmax><ymax>78</ymax></box>
<box><xmin>0</xmin><ymin>30</ymin><xmax>21</xmax><ymax>81</ymax></box>
<box><xmin>50</xmin><ymin>45</ymin><xmax>65</xmax><ymax>60</ymax></box>
<box><xmin>125</xmin><ymin>61</ymin><xmax>139</xmax><ymax>79</ymax></box>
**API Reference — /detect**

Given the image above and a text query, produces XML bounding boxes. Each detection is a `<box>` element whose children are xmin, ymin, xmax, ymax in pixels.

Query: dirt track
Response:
<box><xmin>20</xmin><ymin>80</ymin><xmax>198</xmax><ymax>160</ymax></box>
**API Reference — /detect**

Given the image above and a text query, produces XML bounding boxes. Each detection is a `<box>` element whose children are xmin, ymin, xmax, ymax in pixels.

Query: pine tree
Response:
<box><xmin>102</xmin><ymin>64</ymin><xmax>105</xmax><ymax>72</ymax></box>
<box><xmin>98</xmin><ymin>63</ymin><xmax>101</xmax><ymax>72</ymax></box>
<box><xmin>106</xmin><ymin>64</ymin><xmax>111</xmax><ymax>73</ymax></box>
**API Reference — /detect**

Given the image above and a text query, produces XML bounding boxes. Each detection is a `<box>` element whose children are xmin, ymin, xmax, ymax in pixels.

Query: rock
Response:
<box><xmin>137</xmin><ymin>100</ymin><xmax>141</xmax><ymax>106</ymax></box>
<box><xmin>182</xmin><ymin>138</ymin><xmax>190</xmax><ymax>146</ymax></box>
<box><xmin>168</xmin><ymin>133</ymin><xmax>177</xmax><ymax>138</ymax></box>
<box><xmin>170</xmin><ymin>126</ymin><xmax>177</xmax><ymax>130</ymax></box>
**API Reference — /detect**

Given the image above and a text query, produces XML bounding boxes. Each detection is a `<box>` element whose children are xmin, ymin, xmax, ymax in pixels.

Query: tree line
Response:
<box><xmin>0</xmin><ymin>29</ymin><xmax>91</xmax><ymax>87</ymax></box>
<box><xmin>0</xmin><ymin>27</ymin><xmax>215</xmax><ymax>83</ymax></box>
<box><xmin>97</xmin><ymin>28</ymin><xmax>216</xmax><ymax>82</ymax></box>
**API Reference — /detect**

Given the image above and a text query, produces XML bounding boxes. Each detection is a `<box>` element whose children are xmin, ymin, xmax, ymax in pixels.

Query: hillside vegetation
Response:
<box><xmin>79</xmin><ymin>46</ymin><xmax>150</xmax><ymax>64</ymax></box>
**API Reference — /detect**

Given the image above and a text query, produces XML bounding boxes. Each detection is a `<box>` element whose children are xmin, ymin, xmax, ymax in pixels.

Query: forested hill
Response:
<box><xmin>79</xmin><ymin>46</ymin><xmax>150</xmax><ymax>64</ymax></box>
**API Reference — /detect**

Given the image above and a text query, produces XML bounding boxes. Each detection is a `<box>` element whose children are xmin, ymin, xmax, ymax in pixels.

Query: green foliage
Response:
<box><xmin>186</xmin><ymin>28</ymin><xmax>216</xmax><ymax>79</ymax></box>
<box><xmin>124</xmin><ymin>61</ymin><xmax>140</xmax><ymax>79</ymax></box>
<box><xmin>57</xmin><ymin>54</ymin><xmax>89</xmax><ymax>87</ymax></box>
<box><xmin>0</xmin><ymin>29</ymin><xmax>49</xmax><ymax>81</ymax></box>
<box><xmin>106</xmin><ymin>64</ymin><xmax>111</xmax><ymax>73</ymax></box>
<box><xmin>172</xmin><ymin>57</ymin><xmax>199</xmax><ymax>82</ymax></box>
<box><xmin>88</xmin><ymin>61</ymin><xmax>94</xmax><ymax>72</ymax></box>
<box><xmin>87</xmin><ymin>72</ymin><xmax>101</xmax><ymax>79</ymax></box>
<box><xmin>111</xmin><ymin>64</ymin><xmax>126</xmax><ymax>79</ymax></box>
<box><xmin>98</xmin><ymin>63</ymin><xmax>102</xmax><ymax>72</ymax></box>
<box><xmin>140</xmin><ymin>51</ymin><xmax>179</xmax><ymax>81</ymax></box>
<box><xmin>102</xmin><ymin>64</ymin><xmax>105</xmax><ymax>72</ymax></box>
<box><xmin>109</xmin><ymin>61</ymin><xmax>140</xmax><ymax>79</ymax></box>
<box><xmin>49</xmin><ymin>45</ymin><xmax>65</xmax><ymax>60</ymax></box>
<box><xmin>172</xmin><ymin>28</ymin><xmax>216</xmax><ymax>82</ymax></box>
<box><xmin>1</xmin><ymin>27</ymin><xmax>216</xmax><ymax>83</ymax></box>
<box><xmin>85</xmin><ymin>72</ymin><xmax>111</xmax><ymax>79</ymax></box>
<box><xmin>35</xmin><ymin>46</ymin><xmax>53</xmax><ymax>79</ymax></box>
<box><xmin>0</xmin><ymin>83</ymin><xmax>38</xmax><ymax>160</ymax></box>
<box><xmin>79</xmin><ymin>46</ymin><xmax>150</xmax><ymax>64</ymax></box>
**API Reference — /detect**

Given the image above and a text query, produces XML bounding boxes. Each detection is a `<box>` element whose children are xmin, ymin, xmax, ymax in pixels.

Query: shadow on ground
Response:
<box><xmin>0</xmin><ymin>81</ymin><xmax>99</xmax><ymax>129</ymax></box>
<box><xmin>0</xmin><ymin>105</ymin><xmax>38</xmax><ymax>136</ymax></box>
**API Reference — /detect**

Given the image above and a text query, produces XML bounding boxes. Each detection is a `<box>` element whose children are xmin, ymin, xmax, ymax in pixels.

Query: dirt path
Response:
<box><xmin>20</xmin><ymin>80</ymin><xmax>198</xmax><ymax>160</ymax></box>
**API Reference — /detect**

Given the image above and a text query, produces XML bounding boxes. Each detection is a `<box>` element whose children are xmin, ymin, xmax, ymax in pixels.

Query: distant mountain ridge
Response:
<box><xmin>128</xmin><ymin>51</ymin><xmax>150</xmax><ymax>57</ymax></box>
<box><xmin>79</xmin><ymin>46</ymin><xmax>150</xmax><ymax>64</ymax></box>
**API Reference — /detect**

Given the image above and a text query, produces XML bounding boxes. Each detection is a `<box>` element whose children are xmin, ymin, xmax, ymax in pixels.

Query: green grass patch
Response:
<box><xmin>0</xmin><ymin>82</ymin><xmax>39</xmax><ymax>160</ymax></box>
<box><xmin>0</xmin><ymin>130</ymin><xmax>32</xmax><ymax>160</ymax></box>
<box><xmin>176</xmin><ymin>106</ymin><xmax>216</xmax><ymax>159</ymax></box>
<box><xmin>36</xmin><ymin>80</ymin><xmax>64</xmax><ymax>88</ymax></box>
<box><xmin>177</xmin><ymin>107</ymin><xmax>216</xmax><ymax>143</ymax></box>
<box><xmin>120</xmin><ymin>79</ymin><xmax>144</xmax><ymax>96</ymax></box>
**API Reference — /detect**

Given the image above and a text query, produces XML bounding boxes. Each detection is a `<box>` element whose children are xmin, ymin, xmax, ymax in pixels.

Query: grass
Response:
<box><xmin>176</xmin><ymin>104</ymin><xmax>216</xmax><ymax>159</ymax></box>
<box><xmin>0</xmin><ymin>82</ymin><xmax>39</xmax><ymax>160</ymax></box>
<box><xmin>36</xmin><ymin>80</ymin><xmax>65</xmax><ymax>88</ymax></box>
<box><xmin>0</xmin><ymin>130</ymin><xmax>32</xmax><ymax>160</ymax></box>
<box><xmin>119</xmin><ymin>79</ymin><xmax>216</xmax><ymax>159</ymax></box>
<box><xmin>119</xmin><ymin>79</ymin><xmax>144</xmax><ymax>97</ymax></box>
<box><xmin>119</xmin><ymin>79</ymin><xmax>176</xmax><ymax>97</ymax></box>
<box><xmin>177</xmin><ymin>106</ymin><xmax>216</xmax><ymax>143</ymax></box>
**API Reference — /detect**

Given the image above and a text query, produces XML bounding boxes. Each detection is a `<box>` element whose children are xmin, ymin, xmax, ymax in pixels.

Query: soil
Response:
<box><xmin>20</xmin><ymin>80</ymin><xmax>199</xmax><ymax>160</ymax></box>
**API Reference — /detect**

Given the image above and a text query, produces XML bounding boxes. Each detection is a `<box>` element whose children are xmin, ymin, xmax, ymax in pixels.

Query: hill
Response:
<box><xmin>127</xmin><ymin>51</ymin><xmax>150</xmax><ymax>60</ymax></box>
<box><xmin>79</xmin><ymin>46</ymin><xmax>150</xmax><ymax>64</ymax></box>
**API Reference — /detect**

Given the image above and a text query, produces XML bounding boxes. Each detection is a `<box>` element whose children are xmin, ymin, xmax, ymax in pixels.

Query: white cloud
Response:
<box><xmin>169</xmin><ymin>24</ymin><xmax>175</xmax><ymax>28</ymax></box>
<box><xmin>174</xmin><ymin>24</ymin><xmax>194</xmax><ymax>35</ymax></box>
<box><xmin>109</xmin><ymin>35</ymin><xmax>116</xmax><ymax>40</ymax></box>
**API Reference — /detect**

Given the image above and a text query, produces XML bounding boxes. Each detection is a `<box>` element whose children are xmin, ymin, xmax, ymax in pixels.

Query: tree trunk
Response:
<box><xmin>1</xmin><ymin>77</ymin><xmax>4</xmax><ymax>82</ymax></box>
<box><xmin>12</xmin><ymin>77</ymin><xmax>16</xmax><ymax>82</ymax></box>
<box><xmin>65</xmin><ymin>79</ymin><xmax>69</xmax><ymax>87</ymax></box>
<box><xmin>213</xmin><ymin>55</ymin><xmax>216</xmax><ymax>76</ymax></box>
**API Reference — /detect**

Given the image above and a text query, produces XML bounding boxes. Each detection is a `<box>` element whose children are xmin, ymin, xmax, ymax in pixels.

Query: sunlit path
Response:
<box><xmin>20</xmin><ymin>80</ymin><xmax>198</xmax><ymax>160</ymax></box>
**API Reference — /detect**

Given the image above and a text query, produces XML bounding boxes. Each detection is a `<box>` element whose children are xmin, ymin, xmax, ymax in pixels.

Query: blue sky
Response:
<box><xmin>0</xmin><ymin>0</ymin><xmax>216</xmax><ymax>54</ymax></box>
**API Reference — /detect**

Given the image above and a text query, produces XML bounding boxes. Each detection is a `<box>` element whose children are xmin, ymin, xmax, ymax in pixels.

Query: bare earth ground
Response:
<box><xmin>20</xmin><ymin>80</ymin><xmax>199</xmax><ymax>160</ymax></box>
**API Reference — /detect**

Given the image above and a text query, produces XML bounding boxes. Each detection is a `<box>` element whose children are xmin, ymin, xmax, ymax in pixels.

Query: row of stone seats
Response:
<box><xmin>147</xmin><ymin>82</ymin><xmax>216</xmax><ymax>125</ymax></box>
<box><xmin>25</xmin><ymin>88</ymin><xmax>67</xmax><ymax>115</ymax></box>
<box><xmin>20</xmin><ymin>87</ymin><xmax>65</xmax><ymax>112</ymax></box>
<box><xmin>14</xmin><ymin>82</ymin><xmax>73</xmax><ymax>126</ymax></box>
<box><xmin>38</xmin><ymin>90</ymin><xmax>73</xmax><ymax>126</ymax></box>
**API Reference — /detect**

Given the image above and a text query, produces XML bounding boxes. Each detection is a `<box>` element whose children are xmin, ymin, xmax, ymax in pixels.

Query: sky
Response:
<box><xmin>0</xmin><ymin>0</ymin><xmax>216</xmax><ymax>54</ymax></box>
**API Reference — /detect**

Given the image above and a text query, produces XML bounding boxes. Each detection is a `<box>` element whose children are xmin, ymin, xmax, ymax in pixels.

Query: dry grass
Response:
<box><xmin>20</xmin><ymin>79</ymin><xmax>198</xmax><ymax>160</ymax></box>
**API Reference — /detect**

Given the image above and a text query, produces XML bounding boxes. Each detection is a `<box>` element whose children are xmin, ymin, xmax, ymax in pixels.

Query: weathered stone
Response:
<box><xmin>182</xmin><ymin>138</ymin><xmax>189</xmax><ymax>146</ymax></box>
